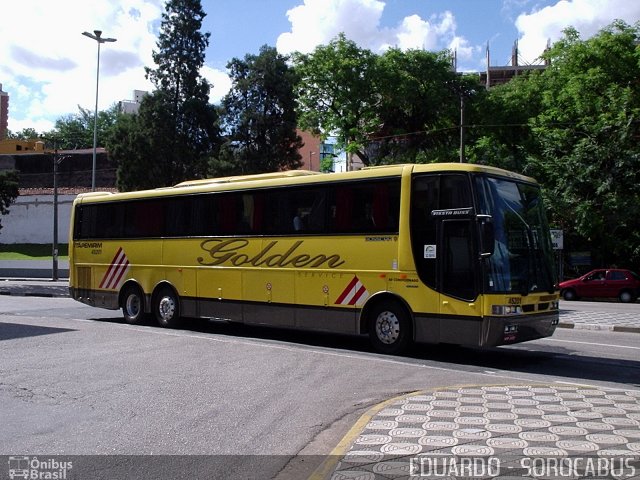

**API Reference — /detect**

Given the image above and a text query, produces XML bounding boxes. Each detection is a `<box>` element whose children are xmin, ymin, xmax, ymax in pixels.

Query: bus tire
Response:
<box><xmin>121</xmin><ymin>284</ymin><xmax>147</xmax><ymax>325</ymax></box>
<box><xmin>367</xmin><ymin>300</ymin><xmax>412</xmax><ymax>355</ymax></box>
<box><xmin>153</xmin><ymin>285</ymin><xmax>181</xmax><ymax>328</ymax></box>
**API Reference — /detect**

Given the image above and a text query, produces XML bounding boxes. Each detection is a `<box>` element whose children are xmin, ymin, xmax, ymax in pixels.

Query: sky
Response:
<box><xmin>1</xmin><ymin>0</ymin><xmax>639</xmax><ymax>134</ymax></box>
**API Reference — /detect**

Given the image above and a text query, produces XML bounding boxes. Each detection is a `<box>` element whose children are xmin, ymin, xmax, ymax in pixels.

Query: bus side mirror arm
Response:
<box><xmin>477</xmin><ymin>214</ymin><xmax>494</xmax><ymax>257</ymax></box>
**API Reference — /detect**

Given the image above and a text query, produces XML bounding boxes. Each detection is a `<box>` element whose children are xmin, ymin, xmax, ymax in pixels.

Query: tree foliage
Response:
<box><xmin>466</xmin><ymin>72</ymin><xmax>543</xmax><ymax>171</ymax></box>
<box><xmin>293</xmin><ymin>36</ymin><xmax>471</xmax><ymax>166</ymax></box>
<box><xmin>112</xmin><ymin>0</ymin><xmax>219</xmax><ymax>191</ymax></box>
<box><xmin>371</xmin><ymin>48</ymin><xmax>469</xmax><ymax>164</ymax></box>
<box><xmin>7</xmin><ymin>105</ymin><xmax>119</xmax><ymax>150</ymax></box>
<box><xmin>525</xmin><ymin>21</ymin><xmax>640</xmax><ymax>268</ymax></box>
<box><xmin>468</xmin><ymin>21</ymin><xmax>640</xmax><ymax>269</ymax></box>
<box><xmin>216</xmin><ymin>45</ymin><xmax>302</xmax><ymax>175</ymax></box>
<box><xmin>293</xmin><ymin>34</ymin><xmax>380</xmax><ymax>166</ymax></box>
<box><xmin>0</xmin><ymin>170</ymin><xmax>19</xmax><ymax>233</ymax></box>
<box><xmin>7</xmin><ymin>128</ymin><xmax>40</xmax><ymax>140</ymax></box>
<box><xmin>50</xmin><ymin>105</ymin><xmax>119</xmax><ymax>150</ymax></box>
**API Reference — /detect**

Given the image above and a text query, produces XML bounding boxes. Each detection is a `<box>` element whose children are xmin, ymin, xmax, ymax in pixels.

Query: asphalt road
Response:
<box><xmin>1</xmin><ymin>297</ymin><xmax>639</xmax><ymax>479</ymax></box>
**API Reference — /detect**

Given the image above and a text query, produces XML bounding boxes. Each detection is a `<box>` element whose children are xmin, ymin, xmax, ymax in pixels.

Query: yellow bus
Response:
<box><xmin>69</xmin><ymin>163</ymin><xmax>559</xmax><ymax>354</ymax></box>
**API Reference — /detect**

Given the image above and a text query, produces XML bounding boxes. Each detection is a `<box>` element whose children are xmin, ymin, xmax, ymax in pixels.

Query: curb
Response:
<box><xmin>0</xmin><ymin>286</ymin><xmax>70</xmax><ymax>298</ymax></box>
<box><xmin>557</xmin><ymin>321</ymin><xmax>640</xmax><ymax>334</ymax></box>
<box><xmin>309</xmin><ymin>390</ymin><xmax>423</xmax><ymax>480</ymax></box>
<box><xmin>0</xmin><ymin>268</ymin><xmax>69</xmax><ymax>279</ymax></box>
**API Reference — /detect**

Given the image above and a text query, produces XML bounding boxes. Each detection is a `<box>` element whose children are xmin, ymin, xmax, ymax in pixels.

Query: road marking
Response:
<box><xmin>546</xmin><ymin>338</ymin><xmax>640</xmax><ymax>350</ymax></box>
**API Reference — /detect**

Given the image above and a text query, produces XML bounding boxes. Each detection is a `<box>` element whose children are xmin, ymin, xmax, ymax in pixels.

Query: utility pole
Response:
<box><xmin>459</xmin><ymin>94</ymin><xmax>465</xmax><ymax>163</ymax></box>
<box><xmin>52</xmin><ymin>149</ymin><xmax>69</xmax><ymax>281</ymax></box>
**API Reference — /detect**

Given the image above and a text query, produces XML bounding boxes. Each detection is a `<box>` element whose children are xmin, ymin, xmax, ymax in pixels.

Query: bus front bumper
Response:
<box><xmin>482</xmin><ymin>312</ymin><xmax>559</xmax><ymax>346</ymax></box>
<box><xmin>413</xmin><ymin>311</ymin><xmax>559</xmax><ymax>347</ymax></box>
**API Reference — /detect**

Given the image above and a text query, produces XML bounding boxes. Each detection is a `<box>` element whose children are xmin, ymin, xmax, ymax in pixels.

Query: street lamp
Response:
<box><xmin>82</xmin><ymin>30</ymin><xmax>116</xmax><ymax>191</ymax></box>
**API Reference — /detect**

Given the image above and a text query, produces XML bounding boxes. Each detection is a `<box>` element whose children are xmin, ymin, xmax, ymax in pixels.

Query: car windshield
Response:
<box><xmin>475</xmin><ymin>176</ymin><xmax>556</xmax><ymax>295</ymax></box>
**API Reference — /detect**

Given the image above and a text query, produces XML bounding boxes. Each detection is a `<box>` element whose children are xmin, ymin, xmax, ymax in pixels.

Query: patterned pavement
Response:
<box><xmin>324</xmin><ymin>385</ymin><xmax>640</xmax><ymax>479</ymax></box>
<box><xmin>559</xmin><ymin>308</ymin><xmax>640</xmax><ymax>331</ymax></box>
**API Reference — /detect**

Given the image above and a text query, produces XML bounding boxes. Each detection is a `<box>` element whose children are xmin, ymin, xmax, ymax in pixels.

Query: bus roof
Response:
<box><xmin>74</xmin><ymin>163</ymin><xmax>537</xmax><ymax>203</ymax></box>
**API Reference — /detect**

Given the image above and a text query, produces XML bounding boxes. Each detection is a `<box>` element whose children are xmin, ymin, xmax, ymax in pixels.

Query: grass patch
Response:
<box><xmin>0</xmin><ymin>243</ymin><xmax>69</xmax><ymax>261</ymax></box>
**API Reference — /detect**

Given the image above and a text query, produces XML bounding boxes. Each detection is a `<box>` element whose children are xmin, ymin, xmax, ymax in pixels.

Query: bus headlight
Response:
<box><xmin>492</xmin><ymin>305</ymin><xmax>523</xmax><ymax>315</ymax></box>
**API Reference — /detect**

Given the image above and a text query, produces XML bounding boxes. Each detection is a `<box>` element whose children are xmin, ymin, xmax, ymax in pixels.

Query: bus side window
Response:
<box><xmin>333</xmin><ymin>186</ymin><xmax>353</xmax><ymax>232</ymax></box>
<box><xmin>411</xmin><ymin>175</ymin><xmax>439</xmax><ymax>289</ymax></box>
<box><xmin>126</xmin><ymin>200</ymin><xmax>164</xmax><ymax>238</ymax></box>
<box><xmin>102</xmin><ymin>203</ymin><xmax>125</xmax><ymax>239</ymax></box>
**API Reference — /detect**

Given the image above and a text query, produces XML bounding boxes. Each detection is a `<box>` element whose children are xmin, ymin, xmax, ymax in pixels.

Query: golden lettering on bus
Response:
<box><xmin>197</xmin><ymin>239</ymin><xmax>346</xmax><ymax>269</ymax></box>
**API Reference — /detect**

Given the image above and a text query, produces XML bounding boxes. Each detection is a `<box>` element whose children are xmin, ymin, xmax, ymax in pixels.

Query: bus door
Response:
<box><xmin>411</xmin><ymin>174</ymin><xmax>482</xmax><ymax>339</ymax></box>
<box><xmin>438</xmin><ymin>217</ymin><xmax>479</xmax><ymax>306</ymax></box>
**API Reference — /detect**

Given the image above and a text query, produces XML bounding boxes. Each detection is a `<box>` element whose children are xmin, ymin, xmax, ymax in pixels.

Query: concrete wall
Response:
<box><xmin>0</xmin><ymin>195</ymin><xmax>76</xmax><ymax>244</ymax></box>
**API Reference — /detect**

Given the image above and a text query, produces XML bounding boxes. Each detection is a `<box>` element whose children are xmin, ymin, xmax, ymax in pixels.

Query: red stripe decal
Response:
<box><xmin>99</xmin><ymin>247</ymin><xmax>123</xmax><ymax>289</ymax></box>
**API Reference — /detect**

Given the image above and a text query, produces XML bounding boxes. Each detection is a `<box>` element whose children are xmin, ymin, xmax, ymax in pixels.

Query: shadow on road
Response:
<box><xmin>90</xmin><ymin>314</ymin><xmax>640</xmax><ymax>388</ymax></box>
<box><xmin>0</xmin><ymin>322</ymin><xmax>76</xmax><ymax>341</ymax></box>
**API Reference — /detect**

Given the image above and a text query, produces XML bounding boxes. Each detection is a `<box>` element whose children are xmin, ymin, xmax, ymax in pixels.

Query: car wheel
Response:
<box><xmin>153</xmin><ymin>285</ymin><xmax>181</xmax><ymax>328</ymax></box>
<box><xmin>562</xmin><ymin>289</ymin><xmax>578</xmax><ymax>301</ymax></box>
<box><xmin>121</xmin><ymin>284</ymin><xmax>147</xmax><ymax>325</ymax></box>
<box><xmin>619</xmin><ymin>290</ymin><xmax>635</xmax><ymax>303</ymax></box>
<box><xmin>368</xmin><ymin>300</ymin><xmax>412</xmax><ymax>355</ymax></box>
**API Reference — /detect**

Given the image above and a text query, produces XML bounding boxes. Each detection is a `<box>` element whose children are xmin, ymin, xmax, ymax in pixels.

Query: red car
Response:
<box><xmin>559</xmin><ymin>268</ymin><xmax>640</xmax><ymax>303</ymax></box>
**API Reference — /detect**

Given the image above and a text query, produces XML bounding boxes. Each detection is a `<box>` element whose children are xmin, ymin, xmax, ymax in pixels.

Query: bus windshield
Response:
<box><xmin>475</xmin><ymin>176</ymin><xmax>556</xmax><ymax>295</ymax></box>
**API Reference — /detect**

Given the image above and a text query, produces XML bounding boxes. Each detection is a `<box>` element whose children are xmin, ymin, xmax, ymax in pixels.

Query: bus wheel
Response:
<box><xmin>368</xmin><ymin>300</ymin><xmax>412</xmax><ymax>355</ymax></box>
<box><xmin>121</xmin><ymin>285</ymin><xmax>147</xmax><ymax>325</ymax></box>
<box><xmin>153</xmin><ymin>286</ymin><xmax>181</xmax><ymax>328</ymax></box>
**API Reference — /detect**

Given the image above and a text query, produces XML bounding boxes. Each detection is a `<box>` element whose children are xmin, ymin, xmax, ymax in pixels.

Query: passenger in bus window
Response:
<box><xmin>293</xmin><ymin>208</ymin><xmax>305</xmax><ymax>231</ymax></box>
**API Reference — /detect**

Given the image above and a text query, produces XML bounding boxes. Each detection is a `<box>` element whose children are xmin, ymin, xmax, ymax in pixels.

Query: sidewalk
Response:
<box><xmin>0</xmin><ymin>259</ymin><xmax>69</xmax><ymax>279</ymax></box>
<box><xmin>0</xmin><ymin>278</ymin><xmax>70</xmax><ymax>297</ymax></box>
<box><xmin>313</xmin><ymin>384</ymin><xmax>640</xmax><ymax>479</ymax></box>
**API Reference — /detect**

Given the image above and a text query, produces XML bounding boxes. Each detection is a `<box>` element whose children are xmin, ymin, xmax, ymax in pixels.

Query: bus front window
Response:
<box><xmin>475</xmin><ymin>176</ymin><xmax>556</xmax><ymax>295</ymax></box>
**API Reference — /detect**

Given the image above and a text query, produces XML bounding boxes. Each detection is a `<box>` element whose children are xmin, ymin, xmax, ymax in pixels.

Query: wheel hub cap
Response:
<box><xmin>159</xmin><ymin>297</ymin><xmax>175</xmax><ymax>321</ymax></box>
<box><xmin>126</xmin><ymin>295</ymin><xmax>140</xmax><ymax>317</ymax></box>
<box><xmin>375</xmin><ymin>311</ymin><xmax>400</xmax><ymax>345</ymax></box>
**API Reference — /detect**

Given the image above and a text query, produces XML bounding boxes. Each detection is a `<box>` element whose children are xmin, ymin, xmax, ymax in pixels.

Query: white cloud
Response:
<box><xmin>0</xmin><ymin>0</ymin><xmax>163</xmax><ymax>133</ymax></box>
<box><xmin>516</xmin><ymin>0</ymin><xmax>640</xmax><ymax>63</ymax></box>
<box><xmin>277</xmin><ymin>0</ymin><xmax>464</xmax><ymax>55</ymax></box>
<box><xmin>202</xmin><ymin>66</ymin><xmax>232</xmax><ymax>104</ymax></box>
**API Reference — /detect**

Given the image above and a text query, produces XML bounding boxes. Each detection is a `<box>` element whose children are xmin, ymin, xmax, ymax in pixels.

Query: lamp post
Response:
<box><xmin>82</xmin><ymin>30</ymin><xmax>116</xmax><ymax>191</ymax></box>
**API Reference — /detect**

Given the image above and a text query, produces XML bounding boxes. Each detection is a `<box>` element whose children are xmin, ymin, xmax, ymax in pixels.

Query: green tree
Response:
<box><xmin>371</xmin><ymin>48</ymin><xmax>467</xmax><ymax>164</ymax></box>
<box><xmin>48</xmin><ymin>105</ymin><xmax>119</xmax><ymax>150</ymax></box>
<box><xmin>113</xmin><ymin>0</ymin><xmax>219</xmax><ymax>190</ymax></box>
<box><xmin>217</xmin><ymin>45</ymin><xmax>302</xmax><ymax>175</ymax></box>
<box><xmin>0</xmin><ymin>170</ymin><xmax>19</xmax><ymax>233</ymax></box>
<box><xmin>293</xmin><ymin>34</ymin><xmax>380</xmax><ymax>166</ymax></box>
<box><xmin>524</xmin><ymin>21</ymin><xmax>640</xmax><ymax>267</ymax></box>
<box><xmin>466</xmin><ymin>71</ymin><xmax>544</xmax><ymax>171</ymax></box>
<box><xmin>7</xmin><ymin>128</ymin><xmax>40</xmax><ymax>140</ymax></box>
